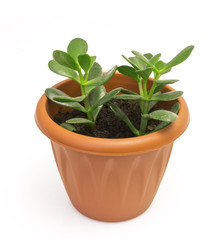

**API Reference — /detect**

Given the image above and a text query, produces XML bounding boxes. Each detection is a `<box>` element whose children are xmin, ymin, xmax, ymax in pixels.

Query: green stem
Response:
<box><xmin>139</xmin><ymin>73</ymin><xmax>160</xmax><ymax>135</ymax></box>
<box><xmin>79</xmin><ymin>71</ymin><xmax>94</xmax><ymax>123</ymax></box>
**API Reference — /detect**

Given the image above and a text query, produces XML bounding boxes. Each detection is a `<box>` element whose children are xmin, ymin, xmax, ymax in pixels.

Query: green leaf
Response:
<box><xmin>108</xmin><ymin>102</ymin><xmax>139</xmax><ymax>136</ymax></box>
<box><xmin>91</xmin><ymin>88</ymin><xmax>122</xmax><ymax>109</ymax></box>
<box><xmin>45</xmin><ymin>88</ymin><xmax>86</xmax><ymax>112</ymax></box>
<box><xmin>155</xmin><ymin>79</ymin><xmax>179</xmax><ymax>84</ymax></box>
<box><xmin>90</xmin><ymin>56</ymin><xmax>97</xmax><ymax>69</ymax></box>
<box><xmin>152</xmin><ymin>103</ymin><xmax>180</xmax><ymax>132</ymax></box>
<box><xmin>131</xmin><ymin>51</ymin><xmax>151</xmax><ymax>65</ymax></box>
<box><xmin>48</xmin><ymin>60</ymin><xmax>80</xmax><ymax>83</ymax></box>
<box><xmin>53</xmin><ymin>50</ymin><xmax>79</xmax><ymax>71</ymax></box>
<box><xmin>117</xmin><ymin>65</ymin><xmax>140</xmax><ymax>82</ymax></box>
<box><xmin>120</xmin><ymin>89</ymin><xmax>138</xmax><ymax>95</ymax></box>
<box><xmin>53</xmin><ymin>95</ymin><xmax>85</xmax><ymax>102</ymax></box>
<box><xmin>144</xmin><ymin>53</ymin><xmax>153</xmax><ymax>60</ymax></box>
<box><xmin>150</xmin><ymin>53</ymin><xmax>161</xmax><ymax>64</ymax></box>
<box><xmin>154</xmin><ymin>83</ymin><xmax>167</xmax><ymax>93</ymax></box>
<box><xmin>163</xmin><ymin>45</ymin><xmax>194</xmax><ymax>71</ymax></box>
<box><xmin>148</xmin><ymin>110</ymin><xmax>178</xmax><ymax>122</ymax></box>
<box><xmin>148</xmin><ymin>91</ymin><xmax>162</xmax><ymax>112</ymax></box>
<box><xmin>60</xmin><ymin>123</ymin><xmax>77</xmax><ymax>131</ymax></box>
<box><xmin>88</xmin><ymin>62</ymin><xmax>102</xmax><ymax>80</ymax></box>
<box><xmin>114</xmin><ymin>94</ymin><xmax>142</xmax><ymax>100</ymax></box>
<box><xmin>66</xmin><ymin>118</ymin><xmax>93</xmax><ymax>125</ymax></box>
<box><xmin>136</xmin><ymin>67</ymin><xmax>153</xmax><ymax>80</ymax></box>
<box><xmin>84</xmin><ymin>65</ymin><xmax>117</xmax><ymax>86</ymax></box>
<box><xmin>155</xmin><ymin>60</ymin><xmax>165</xmax><ymax>70</ymax></box>
<box><xmin>151</xmin><ymin>91</ymin><xmax>183</xmax><ymax>101</ymax></box>
<box><xmin>88</xmin><ymin>85</ymin><xmax>106</xmax><ymax>120</ymax></box>
<box><xmin>67</xmin><ymin>38</ymin><xmax>88</xmax><ymax>62</ymax></box>
<box><xmin>122</xmin><ymin>55</ymin><xmax>139</xmax><ymax>70</ymax></box>
<box><xmin>78</xmin><ymin>54</ymin><xmax>91</xmax><ymax>73</ymax></box>
<box><xmin>128</xmin><ymin>56</ymin><xmax>147</xmax><ymax>69</ymax></box>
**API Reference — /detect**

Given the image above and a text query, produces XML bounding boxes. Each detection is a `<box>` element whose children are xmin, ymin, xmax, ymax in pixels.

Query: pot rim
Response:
<box><xmin>35</xmin><ymin>73</ymin><xmax>190</xmax><ymax>156</ymax></box>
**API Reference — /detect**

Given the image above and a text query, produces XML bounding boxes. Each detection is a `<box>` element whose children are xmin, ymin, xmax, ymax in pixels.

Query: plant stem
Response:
<box><xmin>139</xmin><ymin>73</ymin><xmax>159</xmax><ymax>135</ymax></box>
<box><xmin>79</xmin><ymin>71</ymin><xmax>94</xmax><ymax>123</ymax></box>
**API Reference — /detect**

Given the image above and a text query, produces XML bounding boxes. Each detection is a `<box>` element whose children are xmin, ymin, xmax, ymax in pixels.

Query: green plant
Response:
<box><xmin>111</xmin><ymin>45</ymin><xmax>194</xmax><ymax>136</ymax></box>
<box><xmin>45</xmin><ymin>38</ymin><xmax>120</xmax><ymax>131</ymax></box>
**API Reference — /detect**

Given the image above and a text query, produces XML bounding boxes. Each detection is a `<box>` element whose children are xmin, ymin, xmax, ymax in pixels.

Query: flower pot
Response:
<box><xmin>35</xmin><ymin>73</ymin><xmax>189</xmax><ymax>222</ymax></box>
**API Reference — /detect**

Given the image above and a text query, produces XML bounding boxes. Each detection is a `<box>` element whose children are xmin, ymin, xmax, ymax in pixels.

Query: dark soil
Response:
<box><xmin>54</xmin><ymin>99</ymin><xmax>160</xmax><ymax>138</ymax></box>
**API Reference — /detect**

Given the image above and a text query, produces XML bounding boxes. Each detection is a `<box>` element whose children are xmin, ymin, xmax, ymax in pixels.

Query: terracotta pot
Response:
<box><xmin>35</xmin><ymin>73</ymin><xmax>189</xmax><ymax>222</ymax></box>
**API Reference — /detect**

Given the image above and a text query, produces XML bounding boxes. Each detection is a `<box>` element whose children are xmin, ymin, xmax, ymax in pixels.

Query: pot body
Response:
<box><xmin>35</xmin><ymin>73</ymin><xmax>189</xmax><ymax>222</ymax></box>
<box><xmin>51</xmin><ymin>140</ymin><xmax>173</xmax><ymax>221</ymax></box>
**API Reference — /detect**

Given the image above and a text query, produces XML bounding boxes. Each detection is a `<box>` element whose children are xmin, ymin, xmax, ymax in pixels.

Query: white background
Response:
<box><xmin>1</xmin><ymin>0</ymin><xmax>222</xmax><ymax>239</ymax></box>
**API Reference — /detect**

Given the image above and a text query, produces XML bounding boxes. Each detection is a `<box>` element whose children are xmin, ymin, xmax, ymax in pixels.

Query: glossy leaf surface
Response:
<box><xmin>48</xmin><ymin>60</ymin><xmax>80</xmax><ymax>83</ymax></box>
<box><xmin>153</xmin><ymin>103</ymin><xmax>180</xmax><ymax>132</ymax></box>
<box><xmin>108</xmin><ymin>103</ymin><xmax>139</xmax><ymax>136</ymax></box>
<box><xmin>114</xmin><ymin>94</ymin><xmax>142</xmax><ymax>100</ymax></box>
<box><xmin>151</xmin><ymin>91</ymin><xmax>183</xmax><ymax>101</ymax></box>
<box><xmin>118</xmin><ymin>65</ymin><xmax>140</xmax><ymax>82</ymax></box>
<box><xmin>66</xmin><ymin>118</ymin><xmax>93</xmax><ymax>125</ymax></box>
<box><xmin>45</xmin><ymin>88</ymin><xmax>86</xmax><ymax>112</ymax></box>
<box><xmin>155</xmin><ymin>79</ymin><xmax>179</xmax><ymax>84</ymax></box>
<box><xmin>78</xmin><ymin>54</ymin><xmax>91</xmax><ymax>73</ymax></box>
<box><xmin>53</xmin><ymin>50</ymin><xmax>79</xmax><ymax>71</ymax></box>
<box><xmin>60</xmin><ymin>123</ymin><xmax>77</xmax><ymax>131</ymax></box>
<box><xmin>88</xmin><ymin>85</ymin><xmax>106</xmax><ymax>120</ymax></box>
<box><xmin>91</xmin><ymin>88</ymin><xmax>122</xmax><ymax>109</ymax></box>
<box><xmin>148</xmin><ymin>109</ymin><xmax>178</xmax><ymax>122</ymax></box>
<box><xmin>163</xmin><ymin>45</ymin><xmax>194</xmax><ymax>70</ymax></box>
<box><xmin>67</xmin><ymin>38</ymin><xmax>88</xmax><ymax>62</ymax></box>
<box><xmin>84</xmin><ymin>65</ymin><xmax>117</xmax><ymax>86</ymax></box>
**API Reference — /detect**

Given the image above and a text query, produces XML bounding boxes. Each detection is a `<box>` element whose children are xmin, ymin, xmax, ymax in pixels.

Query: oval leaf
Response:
<box><xmin>120</xmin><ymin>88</ymin><xmax>138</xmax><ymax>95</ymax></box>
<box><xmin>45</xmin><ymin>88</ymin><xmax>86</xmax><ymax>112</ymax></box>
<box><xmin>155</xmin><ymin>60</ymin><xmax>165</xmax><ymax>70</ymax></box>
<box><xmin>128</xmin><ymin>56</ymin><xmax>147</xmax><ymax>69</ymax></box>
<box><xmin>91</xmin><ymin>88</ymin><xmax>122</xmax><ymax>109</ymax></box>
<box><xmin>144</xmin><ymin>53</ymin><xmax>153</xmax><ymax>60</ymax></box>
<box><xmin>48</xmin><ymin>60</ymin><xmax>80</xmax><ymax>83</ymax></box>
<box><xmin>108</xmin><ymin>102</ymin><xmax>139</xmax><ymax>136</ymax></box>
<box><xmin>66</xmin><ymin>118</ymin><xmax>93</xmax><ymax>125</ymax></box>
<box><xmin>148</xmin><ymin>110</ymin><xmax>178</xmax><ymax>122</ymax></box>
<box><xmin>53</xmin><ymin>95</ymin><xmax>85</xmax><ymax>102</ymax></box>
<box><xmin>88</xmin><ymin>62</ymin><xmax>102</xmax><ymax>80</ymax></box>
<box><xmin>84</xmin><ymin>65</ymin><xmax>117</xmax><ymax>86</ymax></box>
<box><xmin>60</xmin><ymin>123</ymin><xmax>77</xmax><ymax>131</ymax></box>
<box><xmin>122</xmin><ymin>55</ymin><xmax>139</xmax><ymax>70</ymax></box>
<box><xmin>67</xmin><ymin>38</ymin><xmax>88</xmax><ymax>62</ymax></box>
<box><xmin>114</xmin><ymin>94</ymin><xmax>142</xmax><ymax>100</ymax></box>
<box><xmin>152</xmin><ymin>102</ymin><xmax>180</xmax><ymax>132</ymax></box>
<box><xmin>78</xmin><ymin>54</ymin><xmax>91</xmax><ymax>73</ymax></box>
<box><xmin>45</xmin><ymin>88</ymin><xmax>85</xmax><ymax>102</ymax></box>
<box><xmin>155</xmin><ymin>79</ymin><xmax>179</xmax><ymax>84</ymax></box>
<box><xmin>53</xmin><ymin>50</ymin><xmax>79</xmax><ymax>71</ymax></box>
<box><xmin>163</xmin><ymin>45</ymin><xmax>194</xmax><ymax>70</ymax></box>
<box><xmin>150</xmin><ymin>53</ymin><xmax>161</xmax><ymax>64</ymax></box>
<box><xmin>118</xmin><ymin>65</ymin><xmax>139</xmax><ymax>81</ymax></box>
<box><xmin>88</xmin><ymin>85</ymin><xmax>106</xmax><ymax>120</ymax></box>
<box><xmin>151</xmin><ymin>91</ymin><xmax>183</xmax><ymax>101</ymax></box>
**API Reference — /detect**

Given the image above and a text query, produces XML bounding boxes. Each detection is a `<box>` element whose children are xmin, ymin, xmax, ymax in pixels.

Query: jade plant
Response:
<box><xmin>109</xmin><ymin>45</ymin><xmax>194</xmax><ymax>136</ymax></box>
<box><xmin>45</xmin><ymin>37</ymin><xmax>194</xmax><ymax>136</ymax></box>
<box><xmin>45</xmin><ymin>38</ymin><xmax>122</xmax><ymax>131</ymax></box>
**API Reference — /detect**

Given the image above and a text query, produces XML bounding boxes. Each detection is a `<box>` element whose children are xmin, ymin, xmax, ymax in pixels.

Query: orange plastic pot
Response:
<box><xmin>35</xmin><ymin>73</ymin><xmax>189</xmax><ymax>222</ymax></box>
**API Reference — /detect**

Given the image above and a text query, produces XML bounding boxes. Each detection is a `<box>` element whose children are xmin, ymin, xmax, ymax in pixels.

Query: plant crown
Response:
<box><xmin>45</xmin><ymin>38</ymin><xmax>194</xmax><ymax>136</ymax></box>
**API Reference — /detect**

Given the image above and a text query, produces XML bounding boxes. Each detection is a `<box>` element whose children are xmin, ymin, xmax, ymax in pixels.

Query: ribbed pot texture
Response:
<box><xmin>35</xmin><ymin>73</ymin><xmax>190</xmax><ymax>222</ymax></box>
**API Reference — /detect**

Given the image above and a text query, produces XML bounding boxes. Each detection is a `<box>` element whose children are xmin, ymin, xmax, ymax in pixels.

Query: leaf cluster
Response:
<box><xmin>45</xmin><ymin>38</ymin><xmax>194</xmax><ymax>136</ymax></box>
<box><xmin>45</xmin><ymin>38</ymin><xmax>117</xmax><ymax>130</ymax></box>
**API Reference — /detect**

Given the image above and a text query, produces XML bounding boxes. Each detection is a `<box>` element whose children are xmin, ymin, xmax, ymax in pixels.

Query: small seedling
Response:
<box><xmin>45</xmin><ymin>38</ymin><xmax>119</xmax><ymax>131</ymax></box>
<box><xmin>112</xmin><ymin>45</ymin><xmax>194</xmax><ymax>136</ymax></box>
